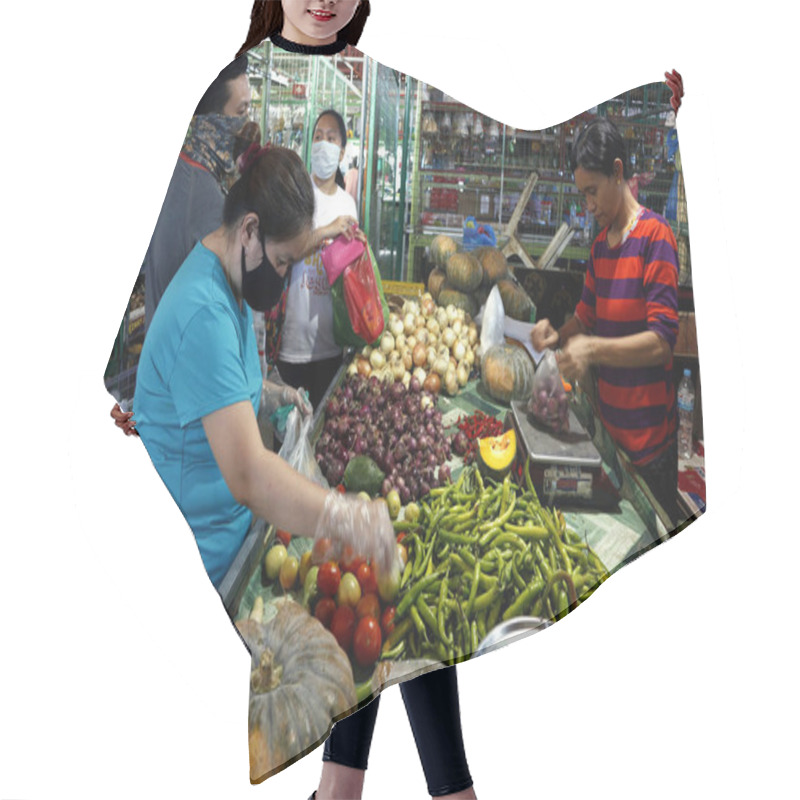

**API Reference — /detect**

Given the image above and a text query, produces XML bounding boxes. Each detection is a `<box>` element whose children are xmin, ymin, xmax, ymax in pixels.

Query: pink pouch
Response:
<box><xmin>321</xmin><ymin>234</ymin><xmax>366</xmax><ymax>286</ymax></box>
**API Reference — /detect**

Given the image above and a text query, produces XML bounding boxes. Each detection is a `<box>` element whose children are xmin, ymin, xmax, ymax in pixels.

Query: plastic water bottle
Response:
<box><xmin>677</xmin><ymin>368</ymin><xmax>695</xmax><ymax>460</ymax></box>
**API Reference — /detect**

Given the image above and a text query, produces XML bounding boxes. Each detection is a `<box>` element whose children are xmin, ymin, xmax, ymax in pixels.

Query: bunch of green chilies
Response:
<box><xmin>381</xmin><ymin>460</ymin><xmax>609</xmax><ymax>664</ymax></box>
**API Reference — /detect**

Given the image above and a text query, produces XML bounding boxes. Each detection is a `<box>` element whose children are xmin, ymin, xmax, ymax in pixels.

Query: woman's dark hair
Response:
<box><xmin>237</xmin><ymin>0</ymin><xmax>371</xmax><ymax>57</ymax></box>
<box><xmin>570</xmin><ymin>118</ymin><xmax>630</xmax><ymax>180</ymax></box>
<box><xmin>223</xmin><ymin>147</ymin><xmax>315</xmax><ymax>241</ymax></box>
<box><xmin>314</xmin><ymin>109</ymin><xmax>348</xmax><ymax>189</ymax></box>
<box><xmin>194</xmin><ymin>55</ymin><xmax>249</xmax><ymax>116</ymax></box>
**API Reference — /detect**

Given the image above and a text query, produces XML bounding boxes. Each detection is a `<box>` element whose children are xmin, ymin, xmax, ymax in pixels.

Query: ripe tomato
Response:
<box><xmin>353</xmin><ymin>616</ymin><xmax>382</xmax><ymax>667</ymax></box>
<box><xmin>356</xmin><ymin>593</ymin><xmax>381</xmax><ymax>620</ymax></box>
<box><xmin>336</xmin><ymin>572</ymin><xmax>362</xmax><ymax>608</ymax></box>
<box><xmin>317</xmin><ymin>561</ymin><xmax>341</xmax><ymax>597</ymax></box>
<box><xmin>314</xmin><ymin>596</ymin><xmax>336</xmax><ymax>629</ymax></box>
<box><xmin>330</xmin><ymin>605</ymin><xmax>356</xmax><ymax>652</ymax></box>
<box><xmin>380</xmin><ymin>605</ymin><xmax>396</xmax><ymax>637</ymax></box>
<box><xmin>336</xmin><ymin>484</ymin><xmax>346</xmax><ymax>494</ymax></box>
<box><xmin>396</xmin><ymin>532</ymin><xmax>407</xmax><ymax>544</ymax></box>
<box><xmin>355</xmin><ymin>562</ymin><xmax>378</xmax><ymax>595</ymax></box>
<box><xmin>311</xmin><ymin>537</ymin><xmax>333</xmax><ymax>566</ymax></box>
<box><xmin>275</xmin><ymin>529</ymin><xmax>292</xmax><ymax>547</ymax></box>
<box><xmin>340</xmin><ymin>545</ymin><xmax>366</xmax><ymax>575</ymax></box>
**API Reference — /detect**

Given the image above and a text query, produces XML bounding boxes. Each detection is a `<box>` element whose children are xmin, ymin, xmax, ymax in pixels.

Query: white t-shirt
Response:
<box><xmin>279</xmin><ymin>182</ymin><xmax>358</xmax><ymax>363</ymax></box>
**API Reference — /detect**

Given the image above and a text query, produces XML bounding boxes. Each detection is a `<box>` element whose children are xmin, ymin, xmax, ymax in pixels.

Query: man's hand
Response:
<box><xmin>556</xmin><ymin>335</ymin><xmax>594</xmax><ymax>382</ymax></box>
<box><xmin>531</xmin><ymin>319</ymin><xmax>559</xmax><ymax>352</ymax></box>
<box><xmin>110</xmin><ymin>403</ymin><xmax>138</xmax><ymax>436</ymax></box>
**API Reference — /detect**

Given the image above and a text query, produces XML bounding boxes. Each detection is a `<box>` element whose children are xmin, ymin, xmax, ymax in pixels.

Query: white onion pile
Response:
<box><xmin>346</xmin><ymin>294</ymin><xmax>480</xmax><ymax>397</ymax></box>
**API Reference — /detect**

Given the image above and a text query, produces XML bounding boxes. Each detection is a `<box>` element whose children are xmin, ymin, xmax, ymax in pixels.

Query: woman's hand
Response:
<box><xmin>261</xmin><ymin>380</ymin><xmax>312</xmax><ymax>417</ymax></box>
<box><xmin>531</xmin><ymin>319</ymin><xmax>559</xmax><ymax>352</ymax></box>
<box><xmin>313</xmin><ymin>492</ymin><xmax>400</xmax><ymax>578</ymax></box>
<box><xmin>110</xmin><ymin>403</ymin><xmax>138</xmax><ymax>436</ymax></box>
<box><xmin>556</xmin><ymin>334</ymin><xmax>594</xmax><ymax>382</ymax></box>
<box><xmin>321</xmin><ymin>215</ymin><xmax>359</xmax><ymax>242</ymax></box>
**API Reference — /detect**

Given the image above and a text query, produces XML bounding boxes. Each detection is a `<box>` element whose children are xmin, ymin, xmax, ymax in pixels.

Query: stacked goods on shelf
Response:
<box><xmin>427</xmin><ymin>234</ymin><xmax>535</xmax><ymax>322</ymax></box>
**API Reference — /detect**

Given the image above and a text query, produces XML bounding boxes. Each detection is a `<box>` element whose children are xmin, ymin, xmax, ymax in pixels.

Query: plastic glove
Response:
<box><xmin>261</xmin><ymin>379</ymin><xmax>313</xmax><ymax>419</ymax></box>
<box><xmin>312</xmin><ymin>492</ymin><xmax>400</xmax><ymax>579</ymax></box>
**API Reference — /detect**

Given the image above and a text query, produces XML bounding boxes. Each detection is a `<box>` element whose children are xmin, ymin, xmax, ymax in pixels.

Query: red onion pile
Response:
<box><xmin>315</xmin><ymin>374</ymin><xmax>453</xmax><ymax>502</ymax></box>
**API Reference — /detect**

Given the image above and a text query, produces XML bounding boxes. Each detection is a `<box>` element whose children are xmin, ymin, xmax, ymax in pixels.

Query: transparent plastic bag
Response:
<box><xmin>278</xmin><ymin>407</ymin><xmax>329</xmax><ymax>489</ymax></box>
<box><xmin>527</xmin><ymin>349</ymin><xmax>570</xmax><ymax>433</ymax></box>
<box><xmin>479</xmin><ymin>285</ymin><xmax>505</xmax><ymax>357</ymax></box>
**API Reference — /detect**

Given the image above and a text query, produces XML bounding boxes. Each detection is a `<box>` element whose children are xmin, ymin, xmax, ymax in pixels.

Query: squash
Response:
<box><xmin>237</xmin><ymin>599</ymin><xmax>357</xmax><ymax>783</ymax></box>
<box><xmin>481</xmin><ymin>344</ymin><xmax>535</xmax><ymax>404</ymax></box>
<box><xmin>427</xmin><ymin>267</ymin><xmax>447</xmax><ymax>302</ymax></box>
<box><xmin>437</xmin><ymin>286</ymin><xmax>478</xmax><ymax>319</ymax></box>
<box><xmin>474</xmin><ymin>246</ymin><xmax>512</xmax><ymax>286</ymax></box>
<box><xmin>445</xmin><ymin>252</ymin><xmax>483</xmax><ymax>293</ymax></box>
<box><xmin>478</xmin><ymin>429</ymin><xmax>517</xmax><ymax>481</ymax></box>
<box><xmin>430</xmin><ymin>234</ymin><xmax>458</xmax><ymax>269</ymax></box>
<box><xmin>497</xmin><ymin>278</ymin><xmax>535</xmax><ymax>322</ymax></box>
<box><xmin>473</xmin><ymin>283</ymin><xmax>490</xmax><ymax>311</ymax></box>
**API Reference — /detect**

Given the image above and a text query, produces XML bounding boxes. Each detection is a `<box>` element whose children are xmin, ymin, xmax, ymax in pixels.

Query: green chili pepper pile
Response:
<box><xmin>382</xmin><ymin>460</ymin><xmax>609</xmax><ymax>664</ymax></box>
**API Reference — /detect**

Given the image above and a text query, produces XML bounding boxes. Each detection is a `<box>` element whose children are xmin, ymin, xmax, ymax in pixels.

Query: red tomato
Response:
<box><xmin>340</xmin><ymin>545</ymin><xmax>366</xmax><ymax>575</ymax></box>
<box><xmin>330</xmin><ymin>605</ymin><xmax>356</xmax><ymax>652</ymax></box>
<box><xmin>353</xmin><ymin>616</ymin><xmax>382</xmax><ymax>667</ymax></box>
<box><xmin>314</xmin><ymin>597</ymin><xmax>336</xmax><ymax>629</ymax></box>
<box><xmin>275</xmin><ymin>529</ymin><xmax>292</xmax><ymax>547</ymax></box>
<box><xmin>312</xmin><ymin>537</ymin><xmax>333</xmax><ymax>566</ymax></box>
<box><xmin>356</xmin><ymin>593</ymin><xmax>381</xmax><ymax>620</ymax></box>
<box><xmin>336</xmin><ymin>484</ymin><xmax>346</xmax><ymax>494</ymax></box>
<box><xmin>396</xmin><ymin>532</ymin><xmax>407</xmax><ymax>544</ymax></box>
<box><xmin>317</xmin><ymin>561</ymin><xmax>341</xmax><ymax>597</ymax></box>
<box><xmin>355</xmin><ymin>562</ymin><xmax>378</xmax><ymax>595</ymax></box>
<box><xmin>380</xmin><ymin>606</ymin><xmax>396</xmax><ymax>637</ymax></box>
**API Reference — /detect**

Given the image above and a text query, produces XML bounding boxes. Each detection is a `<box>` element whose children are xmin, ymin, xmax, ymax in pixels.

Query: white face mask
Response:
<box><xmin>311</xmin><ymin>140</ymin><xmax>342</xmax><ymax>180</ymax></box>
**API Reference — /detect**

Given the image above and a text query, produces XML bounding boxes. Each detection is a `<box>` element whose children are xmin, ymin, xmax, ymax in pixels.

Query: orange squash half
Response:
<box><xmin>477</xmin><ymin>429</ymin><xmax>517</xmax><ymax>481</ymax></box>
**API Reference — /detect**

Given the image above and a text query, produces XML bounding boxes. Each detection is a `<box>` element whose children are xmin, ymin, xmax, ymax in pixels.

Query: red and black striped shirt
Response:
<box><xmin>574</xmin><ymin>209</ymin><xmax>679</xmax><ymax>466</ymax></box>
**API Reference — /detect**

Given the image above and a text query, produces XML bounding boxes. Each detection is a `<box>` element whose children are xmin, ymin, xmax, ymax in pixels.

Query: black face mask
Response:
<box><xmin>241</xmin><ymin>242</ymin><xmax>285</xmax><ymax>312</ymax></box>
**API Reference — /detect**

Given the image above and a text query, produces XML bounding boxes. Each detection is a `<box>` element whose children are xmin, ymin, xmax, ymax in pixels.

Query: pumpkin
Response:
<box><xmin>237</xmin><ymin>599</ymin><xmax>357</xmax><ymax>783</ymax></box>
<box><xmin>446</xmin><ymin>252</ymin><xmax>483</xmax><ymax>293</ymax></box>
<box><xmin>478</xmin><ymin>429</ymin><xmax>517</xmax><ymax>481</ymax></box>
<box><xmin>474</xmin><ymin>246</ymin><xmax>512</xmax><ymax>285</ymax></box>
<box><xmin>427</xmin><ymin>267</ymin><xmax>447</xmax><ymax>302</ymax></box>
<box><xmin>437</xmin><ymin>287</ymin><xmax>478</xmax><ymax>319</ymax></box>
<box><xmin>481</xmin><ymin>344</ymin><xmax>536</xmax><ymax>404</ymax></box>
<box><xmin>430</xmin><ymin>234</ymin><xmax>458</xmax><ymax>269</ymax></box>
<box><xmin>473</xmin><ymin>283</ymin><xmax>490</xmax><ymax>311</ymax></box>
<box><xmin>497</xmin><ymin>278</ymin><xmax>535</xmax><ymax>322</ymax></box>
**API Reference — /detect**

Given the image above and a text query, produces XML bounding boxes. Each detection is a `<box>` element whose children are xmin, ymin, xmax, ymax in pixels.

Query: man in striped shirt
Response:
<box><xmin>532</xmin><ymin>118</ymin><xmax>680</xmax><ymax>527</ymax></box>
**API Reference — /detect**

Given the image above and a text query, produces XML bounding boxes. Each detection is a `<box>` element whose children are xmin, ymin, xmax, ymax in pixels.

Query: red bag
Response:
<box><xmin>341</xmin><ymin>247</ymin><xmax>386</xmax><ymax>344</ymax></box>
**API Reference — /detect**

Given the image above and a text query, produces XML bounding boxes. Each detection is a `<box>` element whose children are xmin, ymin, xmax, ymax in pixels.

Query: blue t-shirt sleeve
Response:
<box><xmin>169</xmin><ymin>305</ymin><xmax>254</xmax><ymax>427</ymax></box>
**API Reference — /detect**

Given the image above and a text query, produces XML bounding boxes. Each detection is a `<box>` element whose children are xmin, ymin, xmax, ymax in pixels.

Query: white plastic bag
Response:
<box><xmin>479</xmin><ymin>285</ymin><xmax>505</xmax><ymax>357</ymax></box>
<box><xmin>278</xmin><ymin>408</ymin><xmax>329</xmax><ymax>488</ymax></box>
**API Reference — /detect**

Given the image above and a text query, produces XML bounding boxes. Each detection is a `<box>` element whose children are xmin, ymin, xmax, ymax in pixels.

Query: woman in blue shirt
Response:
<box><xmin>134</xmin><ymin>144</ymin><xmax>396</xmax><ymax>589</ymax></box>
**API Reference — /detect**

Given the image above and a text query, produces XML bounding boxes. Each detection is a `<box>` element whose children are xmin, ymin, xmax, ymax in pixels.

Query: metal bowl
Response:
<box><xmin>474</xmin><ymin>616</ymin><xmax>552</xmax><ymax>658</ymax></box>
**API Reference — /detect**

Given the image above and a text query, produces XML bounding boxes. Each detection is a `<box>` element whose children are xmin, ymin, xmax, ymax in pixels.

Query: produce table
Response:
<box><xmin>221</xmin><ymin>362</ymin><xmax>663</xmax><ymax>632</ymax></box>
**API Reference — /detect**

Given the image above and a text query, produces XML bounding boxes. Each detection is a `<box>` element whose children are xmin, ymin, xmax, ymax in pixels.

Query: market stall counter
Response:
<box><xmin>220</xmin><ymin>344</ymin><xmax>671</xmax><ymax>701</ymax></box>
